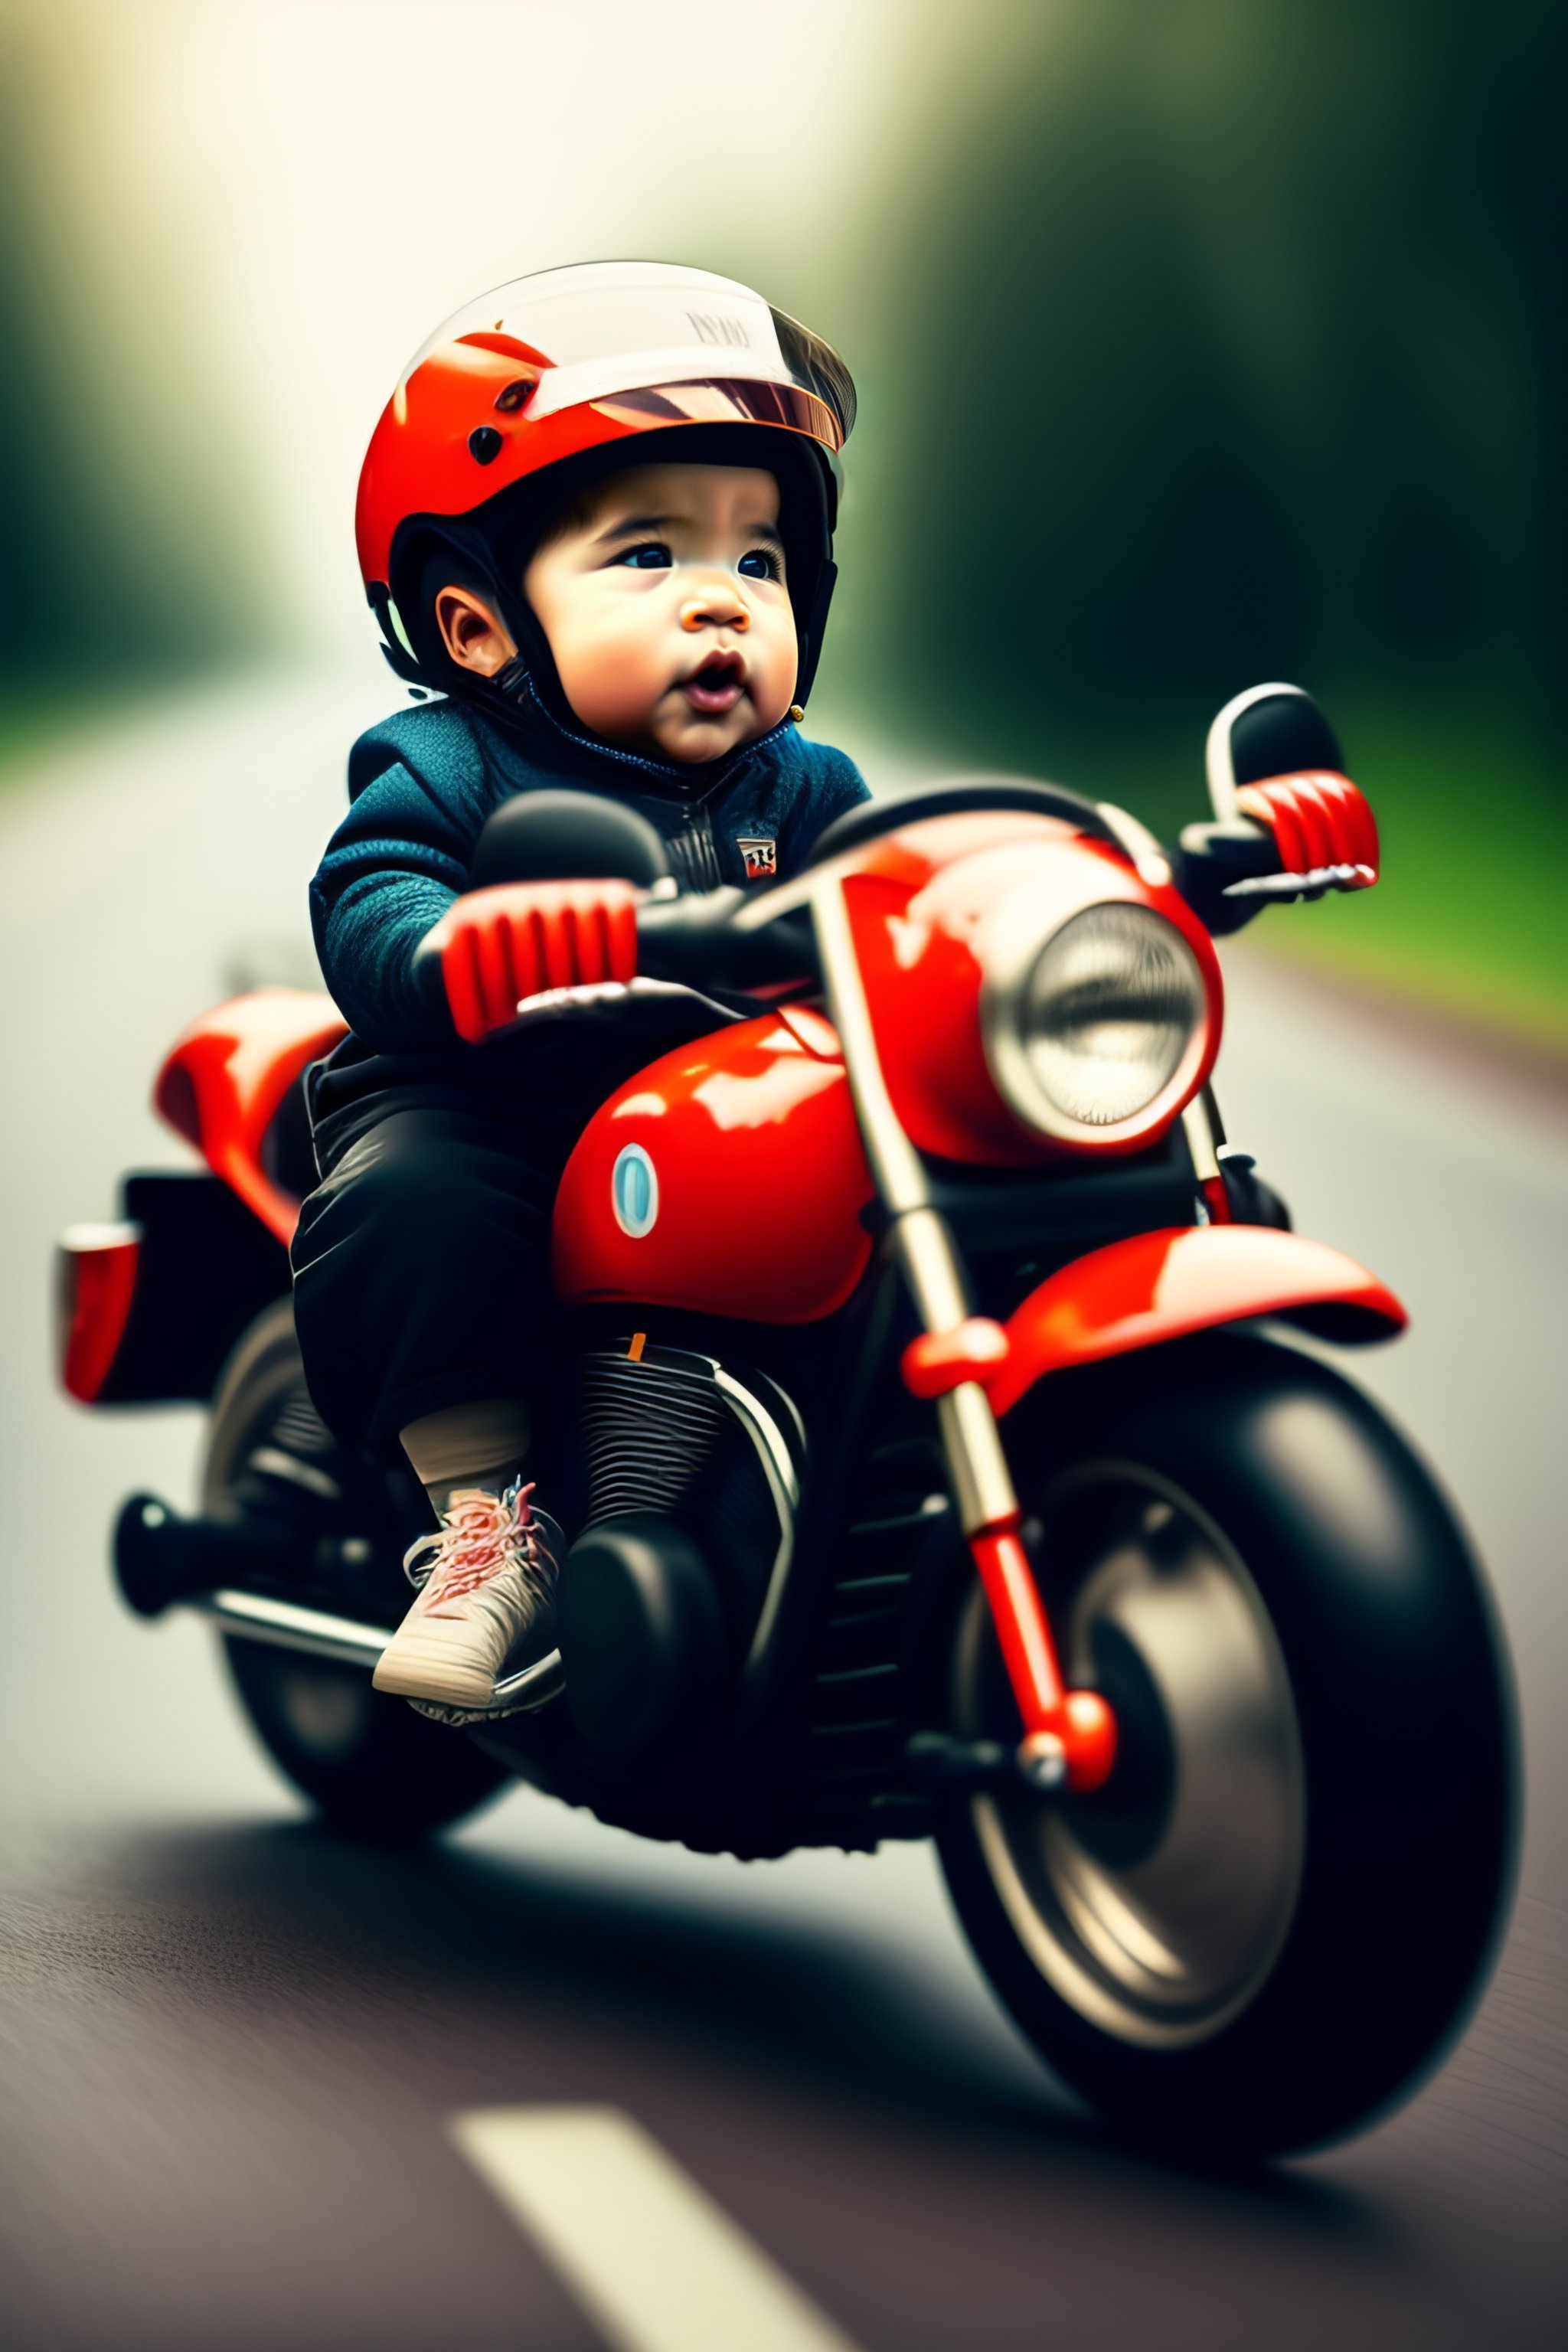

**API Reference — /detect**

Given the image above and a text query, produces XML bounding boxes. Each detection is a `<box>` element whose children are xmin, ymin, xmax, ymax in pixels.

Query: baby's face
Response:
<box><xmin>523</xmin><ymin>462</ymin><xmax>798</xmax><ymax>763</ymax></box>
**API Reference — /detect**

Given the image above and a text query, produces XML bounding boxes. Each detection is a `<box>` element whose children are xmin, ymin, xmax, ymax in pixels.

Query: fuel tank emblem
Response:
<box><xmin>611</xmin><ymin>1142</ymin><xmax>659</xmax><ymax>1237</ymax></box>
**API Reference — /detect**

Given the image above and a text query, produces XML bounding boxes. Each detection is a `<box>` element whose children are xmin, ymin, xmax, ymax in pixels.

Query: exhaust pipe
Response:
<box><xmin>114</xmin><ymin>1491</ymin><xmax>296</xmax><ymax>1616</ymax></box>
<box><xmin>113</xmin><ymin>1491</ymin><xmax>561</xmax><ymax>1713</ymax></box>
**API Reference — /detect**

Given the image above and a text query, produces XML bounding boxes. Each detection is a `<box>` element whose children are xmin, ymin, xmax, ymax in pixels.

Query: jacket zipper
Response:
<box><xmin>669</xmin><ymin>804</ymin><xmax>723</xmax><ymax>889</ymax></box>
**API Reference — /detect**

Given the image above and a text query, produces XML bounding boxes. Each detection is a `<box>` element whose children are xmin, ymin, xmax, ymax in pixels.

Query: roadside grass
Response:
<box><xmin>0</xmin><ymin>681</ymin><xmax>172</xmax><ymax>795</ymax></box>
<box><xmin>1227</xmin><ymin>720</ymin><xmax>1566</xmax><ymax>1053</ymax></box>
<box><xmin>0</xmin><ymin>691</ymin><xmax>86</xmax><ymax>789</ymax></box>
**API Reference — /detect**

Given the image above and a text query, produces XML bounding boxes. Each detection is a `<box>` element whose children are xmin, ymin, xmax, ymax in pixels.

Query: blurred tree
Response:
<box><xmin>0</xmin><ymin>4</ymin><xmax>270</xmax><ymax>713</ymax></box>
<box><xmin>858</xmin><ymin>0</ymin><xmax>1563</xmax><ymax>801</ymax></box>
<box><xmin>0</xmin><ymin>44</ymin><xmax>74</xmax><ymax>691</ymax></box>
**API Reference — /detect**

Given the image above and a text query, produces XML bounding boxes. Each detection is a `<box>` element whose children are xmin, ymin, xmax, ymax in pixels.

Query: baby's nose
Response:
<box><xmin>680</xmin><ymin>587</ymin><xmax>750</xmax><ymax>633</ymax></box>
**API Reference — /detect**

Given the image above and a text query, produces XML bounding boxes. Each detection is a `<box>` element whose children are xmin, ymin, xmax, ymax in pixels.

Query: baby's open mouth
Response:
<box><xmin>683</xmin><ymin>651</ymin><xmax>747</xmax><ymax>716</ymax></box>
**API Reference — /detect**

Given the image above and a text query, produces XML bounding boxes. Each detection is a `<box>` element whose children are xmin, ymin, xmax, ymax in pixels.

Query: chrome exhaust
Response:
<box><xmin>191</xmin><ymin>1587</ymin><xmax>564</xmax><ymax>1714</ymax></box>
<box><xmin>116</xmin><ymin>1492</ymin><xmax>561</xmax><ymax>1715</ymax></box>
<box><xmin>192</xmin><ymin>1586</ymin><xmax>389</xmax><ymax>1670</ymax></box>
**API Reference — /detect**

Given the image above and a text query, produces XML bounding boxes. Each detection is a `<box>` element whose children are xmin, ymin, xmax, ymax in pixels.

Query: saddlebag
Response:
<box><xmin>58</xmin><ymin>1171</ymin><xmax>291</xmax><ymax>1406</ymax></box>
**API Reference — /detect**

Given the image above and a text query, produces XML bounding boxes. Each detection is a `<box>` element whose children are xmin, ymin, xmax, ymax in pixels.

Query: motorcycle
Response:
<box><xmin>58</xmin><ymin>684</ymin><xmax>1516</xmax><ymax>2158</ymax></box>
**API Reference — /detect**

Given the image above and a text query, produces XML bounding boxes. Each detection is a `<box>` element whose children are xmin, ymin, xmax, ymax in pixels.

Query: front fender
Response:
<box><xmin>988</xmin><ymin>1224</ymin><xmax>1406</xmax><ymax>1417</ymax></box>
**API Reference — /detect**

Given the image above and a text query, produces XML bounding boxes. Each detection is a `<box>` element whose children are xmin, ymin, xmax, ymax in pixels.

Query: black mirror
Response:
<box><xmin>467</xmin><ymin>790</ymin><xmax>672</xmax><ymax>890</ymax></box>
<box><xmin>1227</xmin><ymin>691</ymin><xmax>1343</xmax><ymax>789</ymax></box>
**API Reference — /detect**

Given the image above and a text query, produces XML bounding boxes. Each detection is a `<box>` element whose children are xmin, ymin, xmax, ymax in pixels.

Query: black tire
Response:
<box><xmin>205</xmin><ymin>1301</ymin><xmax>511</xmax><ymax>1840</ymax></box>
<box><xmin>936</xmin><ymin>1330</ymin><xmax>1518</xmax><ymax>2158</ymax></box>
<box><xmin>221</xmin><ymin>1637</ymin><xmax>511</xmax><ymax>1840</ymax></box>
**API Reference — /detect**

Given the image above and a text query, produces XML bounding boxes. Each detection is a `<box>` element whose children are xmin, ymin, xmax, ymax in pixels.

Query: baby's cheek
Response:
<box><xmin>561</xmin><ymin>630</ymin><xmax>666</xmax><ymax>733</ymax></box>
<box><xmin>753</xmin><ymin>616</ymin><xmax>799</xmax><ymax>720</ymax></box>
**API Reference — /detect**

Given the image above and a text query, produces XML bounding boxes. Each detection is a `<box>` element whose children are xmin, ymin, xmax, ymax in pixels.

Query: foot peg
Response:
<box><xmin>904</xmin><ymin>1730</ymin><xmax>1071</xmax><ymax>1795</ymax></box>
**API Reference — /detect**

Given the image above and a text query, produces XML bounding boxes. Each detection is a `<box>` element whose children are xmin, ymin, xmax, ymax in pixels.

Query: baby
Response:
<box><xmin>292</xmin><ymin>263</ymin><xmax>867</xmax><ymax>1713</ymax></box>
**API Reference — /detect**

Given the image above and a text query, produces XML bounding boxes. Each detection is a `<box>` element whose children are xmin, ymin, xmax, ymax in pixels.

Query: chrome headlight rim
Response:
<box><xmin>979</xmin><ymin>892</ymin><xmax>1210</xmax><ymax>1145</ymax></box>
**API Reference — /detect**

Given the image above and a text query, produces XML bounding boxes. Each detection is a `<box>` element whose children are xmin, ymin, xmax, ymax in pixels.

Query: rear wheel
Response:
<box><xmin>936</xmin><ymin>1331</ymin><xmax>1517</xmax><ymax>2156</ymax></box>
<box><xmin>221</xmin><ymin>1638</ymin><xmax>510</xmax><ymax>1839</ymax></box>
<box><xmin>205</xmin><ymin>1301</ymin><xmax>511</xmax><ymax>1839</ymax></box>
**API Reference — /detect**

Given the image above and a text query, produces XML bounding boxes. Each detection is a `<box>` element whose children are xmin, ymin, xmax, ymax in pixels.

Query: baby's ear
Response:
<box><xmin>434</xmin><ymin>584</ymin><xmax>515</xmax><ymax>678</ymax></box>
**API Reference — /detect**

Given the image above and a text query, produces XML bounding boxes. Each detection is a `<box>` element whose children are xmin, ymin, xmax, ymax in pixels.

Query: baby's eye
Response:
<box><xmin>616</xmin><ymin>541</ymin><xmax>672</xmax><ymax>570</ymax></box>
<box><xmin>738</xmin><ymin>548</ymin><xmax>781</xmax><ymax>581</ymax></box>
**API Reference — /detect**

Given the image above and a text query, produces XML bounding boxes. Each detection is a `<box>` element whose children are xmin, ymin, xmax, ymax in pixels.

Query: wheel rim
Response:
<box><xmin>201</xmin><ymin>1298</ymin><xmax>314</xmax><ymax>1514</ymax></box>
<box><xmin>956</xmin><ymin>1461</ymin><xmax>1305</xmax><ymax>2050</ymax></box>
<box><xmin>265</xmin><ymin>1658</ymin><xmax>377</xmax><ymax>1761</ymax></box>
<box><xmin>204</xmin><ymin>1303</ymin><xmax>397</xmax><ymax>1730</ymax></box>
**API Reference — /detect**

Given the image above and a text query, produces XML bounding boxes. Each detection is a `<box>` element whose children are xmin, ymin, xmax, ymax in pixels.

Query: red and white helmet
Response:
<box><xmin>356</xmin><ymin>260</ymin><xmax>855</xmax><ymax>704</ymax></box>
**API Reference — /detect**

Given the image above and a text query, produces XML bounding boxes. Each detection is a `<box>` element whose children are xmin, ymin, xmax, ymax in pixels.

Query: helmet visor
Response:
<box><xmin>401</xmin><ymin>260</ymin><xmax>854</xmax><ymax>452</ymax></box>
<box><xmin>586</xmin><ymin>377</ymin><xmax>844</xmax><ymax>450</ymax></box>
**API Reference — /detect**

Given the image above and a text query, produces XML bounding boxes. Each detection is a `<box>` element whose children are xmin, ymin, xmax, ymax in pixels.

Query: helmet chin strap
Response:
<box><xmin>372</xmin><ymin>523</ymin><xmax>573</xmax><ymax>717</ymax></box>
<box><xmin>367</xmin><ymin>583</ymin><xmax>427</xmax><ymax>688</ymax></box>
<box><xmin>795</xmin><ymin>560</ymin><xmax>835</xmax><ymax>709</ymax></box>
<box><xmin>482</xmin><ymin>575</ymin><xmax>580</xmax><ymax>728</ymax></box>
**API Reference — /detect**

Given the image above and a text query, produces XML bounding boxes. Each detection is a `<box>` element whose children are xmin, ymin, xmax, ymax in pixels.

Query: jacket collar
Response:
<box><xmin>466</xmin><ymin>668</ymin><xmax>790</xmax><ymax>808</ymax></box>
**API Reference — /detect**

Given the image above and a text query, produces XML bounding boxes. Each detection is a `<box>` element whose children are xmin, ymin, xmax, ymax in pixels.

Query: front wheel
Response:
<box><xmin>936</xmin><ymin>1331</ymin><xmax>1517</xmax><ymax>2157</ymax></box>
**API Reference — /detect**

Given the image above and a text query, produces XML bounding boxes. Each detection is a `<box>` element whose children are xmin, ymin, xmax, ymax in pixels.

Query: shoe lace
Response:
<box><xmin>403</xmin><ymin>1479</ymin><xmax>558</xmax><ymax>1606</ymax></box>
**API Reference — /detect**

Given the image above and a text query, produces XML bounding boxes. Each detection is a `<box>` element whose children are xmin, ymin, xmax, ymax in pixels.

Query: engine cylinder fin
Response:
<box><xmin>576</xmin><ymin>1343</ymin><xmax>799</xmax><ymax>1664</ymax></box>
<box><xmin>579</xmin><ymin>1351</ymin><xmax>732</xmax><ymax>1525</ymax></box>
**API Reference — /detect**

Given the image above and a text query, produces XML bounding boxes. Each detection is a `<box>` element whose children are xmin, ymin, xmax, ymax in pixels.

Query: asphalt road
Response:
<box><xmin>2</xmin><ymin>674</ymin><xmax>1564</xmax><ymax>2351</ymax></box>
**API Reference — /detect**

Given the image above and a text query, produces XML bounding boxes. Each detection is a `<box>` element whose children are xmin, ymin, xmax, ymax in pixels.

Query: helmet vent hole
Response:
<box><xmin>468</xmin><ymin>426</ymin><xmax>502</xmax><ymax>464</ymax></box>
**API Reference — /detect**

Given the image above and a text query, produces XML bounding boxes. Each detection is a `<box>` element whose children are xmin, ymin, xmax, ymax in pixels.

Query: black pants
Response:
<box><xmin>290</xmin><ymin>1096</ymin><xmax>576</xmax><ymax>1452</ymax></box>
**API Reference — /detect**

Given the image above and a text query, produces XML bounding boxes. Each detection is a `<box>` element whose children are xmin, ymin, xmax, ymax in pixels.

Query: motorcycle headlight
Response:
<box><xmin>983</xmin><ymin>902</ymin><xmax>1207</xmax><ymax>1139</ymax></box>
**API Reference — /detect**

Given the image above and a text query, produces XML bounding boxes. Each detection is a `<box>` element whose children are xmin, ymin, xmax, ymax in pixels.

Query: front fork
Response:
<box><xmin>895</xmin><ymin>1210</ymin><xmax>1116</xmax><ymax>1792</ymax></box>
<box><xmin>812</xmin><ymin>880</ymin><xmax>1117</xmax><ymax>1795</ymax></box>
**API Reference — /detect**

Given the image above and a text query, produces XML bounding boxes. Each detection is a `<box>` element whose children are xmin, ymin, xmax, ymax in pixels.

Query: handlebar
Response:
<box><xmin>460</xmin><ymin>787</ymin><xmax>820</xmax><ymax>1001</ymax></box>
<box><xmin>635</xmin><ymin>884</ymin><xmax>818</xmax><ymax>993</ymax></box>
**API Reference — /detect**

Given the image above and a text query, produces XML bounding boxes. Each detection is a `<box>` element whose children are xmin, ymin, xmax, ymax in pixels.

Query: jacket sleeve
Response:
<box><xmin>309</xmin><ymin>753</ymin><xmax>482</xmax><ymax>1051</ymax></box>
<box><xmin>782</xmin><ymin>742</ymin><xmax>871</xmax><ymax>864</ymax></box>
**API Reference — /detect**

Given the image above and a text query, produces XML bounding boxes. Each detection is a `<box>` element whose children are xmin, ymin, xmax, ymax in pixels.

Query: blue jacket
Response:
<box><xmin>311</xmin><ymin>684</ymin><xmax>869</xmax><ymax>1056</ymax></box>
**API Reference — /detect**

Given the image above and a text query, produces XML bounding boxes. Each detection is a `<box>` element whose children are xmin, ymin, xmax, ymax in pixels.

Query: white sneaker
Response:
<box><xmin>372</xmin><ymin>1480</ymin><xmax>558</xmax><ymax>1709</ymax></box>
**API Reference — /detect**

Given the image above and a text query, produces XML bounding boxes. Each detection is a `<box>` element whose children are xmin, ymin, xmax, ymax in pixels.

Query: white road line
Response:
<box><xmin>449</xmin><ymin>2105</ymin><xmax>866</xmax><ymax>2352</ymax></box>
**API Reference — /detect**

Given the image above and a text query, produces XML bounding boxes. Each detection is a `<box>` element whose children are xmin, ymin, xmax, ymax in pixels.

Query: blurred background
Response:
<box><xmin>1</xmin><ymin>0</ymin><xmax>1561</xmax><ymax>1043</ymax></box>
<box><xmin>2</xmin><ymin>11</ymin><xmax>1565</xmax><ymax>2344</ymax></box>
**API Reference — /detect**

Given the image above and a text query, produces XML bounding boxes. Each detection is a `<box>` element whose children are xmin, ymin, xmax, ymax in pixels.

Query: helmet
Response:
<box><xmin>356</xmin><ymin>260</ymin><xmax>856</xmax><ymax>711</ymax></box>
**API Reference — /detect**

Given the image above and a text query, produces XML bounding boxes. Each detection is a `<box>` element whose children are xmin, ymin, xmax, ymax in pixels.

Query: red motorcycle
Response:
<box><xmin>60</xmin><ymin>686</ymin><xmax>1516</xmax><ymax>2158</ymax></box>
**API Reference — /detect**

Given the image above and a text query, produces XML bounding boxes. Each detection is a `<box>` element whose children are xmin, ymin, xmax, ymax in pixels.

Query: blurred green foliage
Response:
<box><xmin>1236</xmin><ymin>710</ymin><xmax>1565</xmax><ymax>1045</ymax></box>
<box><xmin>838</xmin><ymin>0</ymin><xmax>1564</xmax><ymax>1034</ymax></box>
<box><xmin>0</xmin><ymin>10</ymin><xmax>264</xmax><ymax>712</ymax></box>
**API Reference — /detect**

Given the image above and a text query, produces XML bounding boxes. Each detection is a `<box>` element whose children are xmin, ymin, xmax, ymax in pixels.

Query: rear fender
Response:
<box><xmin>155</xmin><ymin>988</ymin><xmax>348</xmax><ymax>1246</ymax></box>
<box><xmin>60</xmin><ymin>990</ymin><xmax>346</xmax><ymax>1407</ymax></box>
<box><xmin>986</xmin><ymin>1225</ymin><xmax>1406</xmax><ymax>1417</ymax></box>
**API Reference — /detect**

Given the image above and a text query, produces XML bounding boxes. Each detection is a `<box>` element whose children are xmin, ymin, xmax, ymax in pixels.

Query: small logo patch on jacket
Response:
<box><xmin>737</xmin><ymin>835</ymin><xmax>777</xmax><ymax>880</ymax></box>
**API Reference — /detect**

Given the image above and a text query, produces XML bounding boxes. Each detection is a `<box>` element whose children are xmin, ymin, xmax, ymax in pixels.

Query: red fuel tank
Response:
<box><xmin>552</xmin><ymin>1010</ymin><xmax>874</xmax><ymax>1322</ymax></box>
